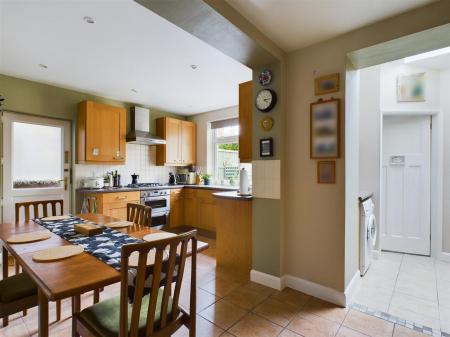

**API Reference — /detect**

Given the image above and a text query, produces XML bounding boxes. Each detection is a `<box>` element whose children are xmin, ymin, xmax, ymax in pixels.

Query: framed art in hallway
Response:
<box><xmin>314</xmin><ymin>73</ymin><xmax>340</xmax><ymax>95</ymax></box>
<box><xmin>397</xmin><ymin>73</ymin><xmax>426</xmax><ymax>102</ymax></box>
<box><xmin>317</xmin><ymin>160</ymin><xmax>336</xmax><ymax>184</ymax></box>
<box><xmin>310</xmin><ymin>98</ymin><xmax>340</xmax><ymax>159</ymax></box>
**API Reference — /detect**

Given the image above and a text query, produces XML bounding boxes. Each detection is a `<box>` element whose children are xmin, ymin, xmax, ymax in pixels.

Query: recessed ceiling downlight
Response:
<box><xmin>190</xmin><ymin>64</ymin><xmax>198</xmax><ymax>70</ymax></box>
<box><xmin>38</xmin><ymin>64</ymin><xmax>48</xmax><ymax>69</ymax></box>
<box><xmin>131</xmin><ymin>89</ymin><xmax>138</xmax><ymax>93</ymax></box>
<box><xmin>83</xmin><ymin>16</ymin><xmax>95</xmax><ymax>24</ymax></box>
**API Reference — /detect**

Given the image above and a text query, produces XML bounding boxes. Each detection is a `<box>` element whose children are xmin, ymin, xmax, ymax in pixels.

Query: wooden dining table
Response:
<box><xmin>0</xmin><ymin>213</ymin><xmax>208</xmax><ymax>337</ymax></box>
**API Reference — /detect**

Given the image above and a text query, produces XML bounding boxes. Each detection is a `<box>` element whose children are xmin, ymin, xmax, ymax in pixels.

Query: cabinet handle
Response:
<box><xmin>113</xmin><ymin>157</ymin><xmax>124</xmax><ymax>160</ymax></box>
<box><xmin>92</xmin><ymin>148</ymin><xmax>100</xmax><ymax>156</ymax></box>
<box><xmin>116</xmin><ymin>196</ymin><xmax>127</xmax><ymax>200</ymax></box>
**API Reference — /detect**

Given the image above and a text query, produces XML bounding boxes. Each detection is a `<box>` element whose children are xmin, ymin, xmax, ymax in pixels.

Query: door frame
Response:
<box><xmin>377</xmin><ymin>110</ymin><xmax>441</xmax><ymax>257</ymax></box>
<box><xmin>1</xmin><ymin>110</ymin><xmax>73</xmax><ymax>222</ymax></box>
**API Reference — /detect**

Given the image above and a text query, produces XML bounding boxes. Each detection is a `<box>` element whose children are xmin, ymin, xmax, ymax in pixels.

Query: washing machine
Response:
<box><xmin>359</xmin><ymin>196</ymin><xmax>377</xmax><ymax>276</ymax></box>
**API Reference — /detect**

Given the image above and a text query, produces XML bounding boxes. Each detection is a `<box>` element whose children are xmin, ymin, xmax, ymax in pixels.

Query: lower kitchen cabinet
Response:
<box><xmin>168</xmin><ymin>187</ymin><xmax>228</xmax><ymax>231</ymax></box>
<box><xmin>81</xmin><ymin>191</ymin><xmax>140</xmax><ymax>221</ymax></box>
<box><xmin>169</xmin><ymin>189</ymin><xmax>184</xmax><ymax>227</ymax></box>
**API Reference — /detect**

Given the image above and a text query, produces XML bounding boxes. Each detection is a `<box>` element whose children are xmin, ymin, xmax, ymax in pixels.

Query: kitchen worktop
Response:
<box><xmin>76</xmin><ymin>184</ymin><xmax>239</xmax><ymax>193</ymax></box>
<box><xmin>212</xmin><ymin>191</ymin><xmax>253</xmax><ymax>201</ymax></box>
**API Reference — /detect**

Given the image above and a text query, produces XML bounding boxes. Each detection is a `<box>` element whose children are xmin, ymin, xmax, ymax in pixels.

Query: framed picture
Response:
<box><xmin>310</xmin><ymin>98</ymin><xmax>340</xmax><ymax>159</ymax></box>
<box><xmin>260</xmin><ymin>138</ymin><xmax>273</xmax><ymax>157</ymax></box>
<box><xmin>314</xmin><ymin>73</ymin><xmax>340</xmax><ymax>96</ymax></box>
<box><xmin>397</xmin><ymin>73</ymin><xmax>425</xmax><ymax>102</ymax></box>
<box><xmin>317</xmin><ymin>161</ymin><xmax>336</xmax><ymax>184</ymax></box>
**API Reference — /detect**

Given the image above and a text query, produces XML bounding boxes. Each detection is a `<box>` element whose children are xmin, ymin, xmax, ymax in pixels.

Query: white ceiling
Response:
<box><xmin>226</xmin><ymin>0</ymin><xmax>437</xmax><ymax>52</ymax></box>
<box><xmin>0</xmin><ymin>0</ymin><xmax>252</xmax><ymax>115</ymax></box>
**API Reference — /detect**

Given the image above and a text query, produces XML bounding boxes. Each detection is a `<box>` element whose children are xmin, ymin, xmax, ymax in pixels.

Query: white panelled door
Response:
<box><xmin>381</xmin><ymin>115</ymin><xmax>431</xmax><ymax>255</ymax></box>
<box><xmin>2</xmin><ymin>112</ymin><xmax>71</xmax><ymax>223</ymax></box>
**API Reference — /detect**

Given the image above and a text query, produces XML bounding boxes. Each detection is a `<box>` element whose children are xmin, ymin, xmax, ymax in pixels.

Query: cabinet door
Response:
<box><xmin>196</xmin><ymin>190</ymin><xmax>217</xmax><ymax>231</ymax></box>
<box><xmin>169</xmin><ymin>189</ymin><xmax>184</xmax><ymax>227</ymax></box>
<box><xmin>181</xmin><ymin>121</ymin><xmax>196</xmax><ymax>165</ymax></box>
<box><xmin>239</xmin><ymin>81</ymin><xmax>253</xmax><ymax>163</ymax></box>
<box><xmin>183</xmin><ymin>190</ymin><xmax>196</xmax><ymax>227</ymax></box>
<box><xmin>104</xmin><ymin>204</ymin><xmax>128</xmax><ymax>220</ymax></box>
<box><xmin>85</xmin><ymin>102</ymin><xmax>125</xmax><ymax>162</ymax></box>
<box><xmin>166</xmin><ymin>118</ymin><xmax>181</xmax><ymax>165</ymax></box>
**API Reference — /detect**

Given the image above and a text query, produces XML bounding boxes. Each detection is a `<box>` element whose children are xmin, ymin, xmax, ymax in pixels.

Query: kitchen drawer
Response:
<box><xmin>102</xmin><ymin>191</ymin><xmax>140</xmax><ymax>204</ymax></box>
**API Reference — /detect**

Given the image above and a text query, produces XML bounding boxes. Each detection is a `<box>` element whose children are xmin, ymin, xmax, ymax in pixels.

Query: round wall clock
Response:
<box><xmin>255</xmin><ymin>88</ymin><xmax>277</xmax><ymax>112</ymax></box>
<box><xmin>260</xmin><ymin>116</ymin><xmax>274</xmax><ymax>131</ymax></box>
<box><xmin>259</xmin><ymin>69</ymin><xmax>272</xmax><ymax>86</ymax></box>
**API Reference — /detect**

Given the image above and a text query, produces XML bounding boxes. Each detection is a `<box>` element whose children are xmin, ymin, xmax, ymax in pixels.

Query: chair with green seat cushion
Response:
<box><xmin>73</xmin><ymin>230</ymin><xmax>198</xmax><ymax>337</ymax></box>
<box><xmin>78</xmin><ymin>289</ymin><xmax>173</xmax><ymax>337</ymax></box>
<box><xmin>0</xmin><ymin>273</ymin><xmax>38</xmax><ymax>327</ymax></box>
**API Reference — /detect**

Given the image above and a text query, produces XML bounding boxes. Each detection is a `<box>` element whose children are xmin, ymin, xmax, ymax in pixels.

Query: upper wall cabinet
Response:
<box><xmin>239</xmin><ymin>81</ymin><xmax>253</xmax><ymax>163</ymax></box>
<box><xmin>156</xmin><ymin>117</ymin><xmax>196</xmax><ymax>166</ymax></box>
<box><xmin>76</xmin><ymin>101</ymin><xmax>126</xmax><ymax>164</ymax></box>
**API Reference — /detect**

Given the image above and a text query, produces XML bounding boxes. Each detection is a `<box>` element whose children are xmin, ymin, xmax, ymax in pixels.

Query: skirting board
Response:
<box><xmin>250</xmin><ymin>269</ymin><xmax>361</xmax><ymax>307</ymax></box>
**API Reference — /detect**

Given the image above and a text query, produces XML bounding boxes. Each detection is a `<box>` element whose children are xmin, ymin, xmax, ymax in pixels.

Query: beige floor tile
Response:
<box><xmin>388</xmin><ymin>292</ymin><xmax>440</xmax><ymax>329</ymax></box>
<box><xmin>253</xmin><ymin>298</ymin><xmax>300</xmax><ymax>327</ymax></box>
<box><xmin>438</xmin><ymin>305</ymin><xmax>450</xmax><ymax>333</ymax></box>
<box><xmin>352</xmin><ymin>283</ymin><xmax>392</xmax><ymax>313</ymax></box>
<box><xmin>395</xmin><ymin>272</ymin><xmax>438</xmax><ymax>303</ymax></box>
<box><xmin>335</xmin><ymin>326</ymin><xmax>370</xmax><ymax>337</ymax></box>
<box><xmin>0</xmin><ymin>321</ymin><xmax>30</xmax><ymax>337</ymax></box>
<box><xmin>200</xmin><ymin>277</ymin><xmax>245</xmax><ymax>298</ymax></box>
<box><xmin>179</xmin><ymin>285</ymin><xmax>219</xmax><ymax>313</ymax></box>
<box><xmin>270</xmin><ymin>288</ymin><xmax>309</xmax><ymax>309</ymax></box>
<box><xmin>278</xmin><ymin>329</ymin><xmax>303</xmax><ymax>337</ymax></box>
<box><xmin>343</xmin><ymin>310</ymin><xmax>394</xmax><ymax>337</ymax></box>
<box><xmin>301</xmin><ymin>297</ymin><xmax>348</xmax><ymax>324</ymax></box>
<box><xmin>228</xmin><ymin>313</ymin><xmax>283</xmax><ymax>337</ymax></box>
<box><xmin>223</xmin><ymin>284</ymin><xmax>271</xmax><ymax>310</ymax></box>
<box><xmin>287</xmin><ymin>312</ymin><xmax>340</xmax><ymax>337</ymax></box>
<box><xmin>393</xmin><ymin>325</ymin><xmax>429</xmax><ymax>337</ymax></box>
<box><xmin>172</xmin><ymin>315</ymin><xmax>224</xmax><ymax>337</ymax></box>
<box><xmin>436</xmin><ymin>260</ymin><xmax>450</xmax><ymax>282</ymax></box>
<box><xmin>199</xmin><ymin>299</ymin><xmax>248</xmax><ymax>330</ymax></box>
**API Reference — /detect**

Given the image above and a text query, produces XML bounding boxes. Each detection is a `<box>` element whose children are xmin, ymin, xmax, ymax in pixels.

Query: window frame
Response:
<box><xmin>211</xmin><ymin>128</ymin><xmax>239</xmax><ymax>181</ymax></box>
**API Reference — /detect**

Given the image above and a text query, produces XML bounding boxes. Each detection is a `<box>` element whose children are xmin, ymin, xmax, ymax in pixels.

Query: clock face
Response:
<box><xmin>255</xmin><ymin>89</ymin><xmax>277</xmax><ymax>112</ymax></box>
<box><xmin>259</xmin><ymin>69</ymin><xmax>272</xmax><ymax>86</ymax></box>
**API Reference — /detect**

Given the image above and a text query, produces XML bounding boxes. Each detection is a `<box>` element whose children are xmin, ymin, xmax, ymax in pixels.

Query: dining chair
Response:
<box><xmin>13</xmin><ymin>200</ymin><xmax>64</xmax><ymax>320</ymax></box>
<box><xmin>73</xmin><ymin>230</ymin><xmax>197</xmax><ymax>337</ymax></box>
<box><xmin>127</xmin><ymin>203</ymin><xmax>152</xmax><ymax>227</ymax></box>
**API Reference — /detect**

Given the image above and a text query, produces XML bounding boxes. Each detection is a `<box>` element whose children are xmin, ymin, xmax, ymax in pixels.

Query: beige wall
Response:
<box><xmin>285</xmin><ymin>1</ymin><xmax>450</xmax><ymax>292</ymax></box>
<box><xmin>188</xmin><ymin>106</ymin><xmax>238</xmax><ymax>172</ymax></box>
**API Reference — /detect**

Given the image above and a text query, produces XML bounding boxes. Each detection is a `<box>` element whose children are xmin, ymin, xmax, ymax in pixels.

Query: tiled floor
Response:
<box><xmin>352</xmin><ymin>251</ymin><xmax>450</xmax><ymax>334</ymax></box>
<box><xmin>1</xmin><ymin>239</ymin><xmax>430</xmax><ymax>337</ymax></box>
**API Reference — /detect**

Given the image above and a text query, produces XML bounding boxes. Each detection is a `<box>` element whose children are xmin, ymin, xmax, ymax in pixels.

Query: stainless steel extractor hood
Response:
<box><xmin>126</xmin><ymin>106</ymin><xmax>166</xmax><ymax>145</ymax></box>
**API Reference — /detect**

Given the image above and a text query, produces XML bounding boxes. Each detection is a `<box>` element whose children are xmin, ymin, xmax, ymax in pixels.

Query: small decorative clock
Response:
<box><xmin>255</xmin><ymin>88</ymin><xmax>277</xmax><ymax>112</ymax></box>
<box><xmin>259</xmin><ymin>69</ymin><xmax>272</xmax><ymax>86</ymax></box>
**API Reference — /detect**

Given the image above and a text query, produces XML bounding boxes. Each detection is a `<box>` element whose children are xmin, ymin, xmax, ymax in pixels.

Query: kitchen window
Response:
<box><xmin>211</xmin><ymin>118</ymin><xmax>240</xmax><ymax>184</ymax></box>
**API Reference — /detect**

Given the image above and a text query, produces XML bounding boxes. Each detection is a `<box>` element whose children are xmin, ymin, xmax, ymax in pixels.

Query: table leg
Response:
<box><xmin>38</xmin><ymin>289</ymin><xmax>49</xmax><ymax>337</ymax></box>
<box><xmin>72</xmin><ymin>294</ymin><xmax>80</xmax><ymax>337</ymax></box>
<box><xmin>2</xmin><ymin>247</ymin><xmax>9</xmax><ymax>327</ymax></box>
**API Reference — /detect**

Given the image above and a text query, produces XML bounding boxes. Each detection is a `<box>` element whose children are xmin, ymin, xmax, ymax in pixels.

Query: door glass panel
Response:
<box><xmin>12</xmin><ymin>122</ymin><xmax>62</xmax><ymax>188</ymax></box>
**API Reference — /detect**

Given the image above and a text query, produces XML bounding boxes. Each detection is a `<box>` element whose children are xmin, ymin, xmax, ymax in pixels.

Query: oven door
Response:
<box><xmin>151</xmin><ymin>211</ymin><xmax>169</xmax><ymax>229</ymax></box>
<box><xmin>142</xmin><ymin>196</ymin><xmax>168</xmax><ymax>210</ymax></box>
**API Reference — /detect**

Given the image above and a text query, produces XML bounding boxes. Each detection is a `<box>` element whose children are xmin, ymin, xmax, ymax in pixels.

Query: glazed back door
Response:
<box><xmin>2</xmin><ymin>112</ymin><xmax>71</xmax><ymax>223</ymax></box>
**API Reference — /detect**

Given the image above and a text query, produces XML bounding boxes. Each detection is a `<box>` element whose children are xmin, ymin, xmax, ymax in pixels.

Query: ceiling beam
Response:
<box><xmin>134</xmin><ymin>0</ymin><xmax>284</xmax><ymax>68</ymax></box>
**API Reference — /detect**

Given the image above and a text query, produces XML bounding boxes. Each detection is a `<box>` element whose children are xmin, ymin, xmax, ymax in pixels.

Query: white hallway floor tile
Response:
<box><xmin>352</xmin><ymin>251</ymin><xmax>450</xmax><ymax>333</ymax></box>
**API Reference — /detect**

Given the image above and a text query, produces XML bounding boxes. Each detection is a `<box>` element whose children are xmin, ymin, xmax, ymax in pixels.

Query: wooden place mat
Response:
<box><xmin>41</xmin><ymin>215</ymin><xmax>72</xmax><ymax>221</ymax></box>
<box><xmin>104</xmin><ymin>221</ymin><xmax>134</xmax><ymax>228</ymax></box>
<box><xmin>128</xmin><ymin>250</ymin><xmax>168</xmax><ymax>267</ymax></box>
<box><xmin>32</xmin><ymin>245</ymin><xmax>84</xmax><ymax>262</ymax></box>
<box><xmin>7</xmin><ymin>231</ymin><xmax>51</xmax><ymax>244</ymax></box>
<box><xmin>143</xmin><ymin>232</ymin><xmax>176</xmax><ymax>242</ymax></box>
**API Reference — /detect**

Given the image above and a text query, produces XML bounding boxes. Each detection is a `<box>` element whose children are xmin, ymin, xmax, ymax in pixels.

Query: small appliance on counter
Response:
<box><xmin>168</xmin><ymin>172</ymin><xmax>176</xmax><ymax>185</ymax></box>
<box><xmin>239</xmin><ymin>168</ymin><xmax>251</xmax><ymax>195</ymax></box>
<box><xmin>82</xmin><ymin>175</ymin><xmax>104</xmax><ymax>189</ymax></box>
<box><xmin>187</xmin><ymin>172</ymin><xmax>196</xmax><ymax>185</ymax></box>
<box><xmin>175</xmin><ymin>173</ymin><xmax>188</xmax><ymax>185</ymax></box>
<box><xmin>131</xmin><ymin>173</ymin><xmax>139</xmax><ymax>185</ymax></box>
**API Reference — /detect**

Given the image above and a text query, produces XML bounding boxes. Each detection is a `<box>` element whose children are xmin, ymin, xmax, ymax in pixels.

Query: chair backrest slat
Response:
<box><xmin>127</xmin><ymin>203</ymin><xmax>151</xmax><ymax>226</ymax></box>
<box><xmin>15</xmin><ymin>200</ymin><xmax>64</xmax><ymax>223</ymax></box>
<box><xmin>160</xmin><ymin>243</ymin><xmax>178</xmax><ymax>328</ymax></box>
<box><xmin>120</xmin><ymin>230</ymin><xmax>197</xmax><ymax>337</ymax></box>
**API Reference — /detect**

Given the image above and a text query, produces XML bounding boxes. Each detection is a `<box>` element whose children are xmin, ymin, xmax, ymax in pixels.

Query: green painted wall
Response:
<box><xmin>251</xmin><ymin>62</ymin><xmax>284</xmax><ymax>277</ymax></box>
<box><xmin>0</xmin><ymin>74</ymin><xmax>182</xmax><ymax>215</ymax></box>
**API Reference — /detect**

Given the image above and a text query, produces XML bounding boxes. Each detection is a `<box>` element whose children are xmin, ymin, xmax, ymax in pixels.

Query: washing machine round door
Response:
<box><xmin>366</xmin><ymin>214</ymin><xmax>377</xmax><ymax>248</ymax></box>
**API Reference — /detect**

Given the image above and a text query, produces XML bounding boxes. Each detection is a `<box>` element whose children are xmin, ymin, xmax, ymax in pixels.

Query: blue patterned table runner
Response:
<box><xmin>34</xmin><ymin>215</ymin><xmax>143</xmax><ymax>270</ymax></box>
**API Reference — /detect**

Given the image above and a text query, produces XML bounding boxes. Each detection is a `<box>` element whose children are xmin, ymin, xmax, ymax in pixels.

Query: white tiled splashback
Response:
<box><xmin>252</xmin><ymin>160</ymin><xmax>280</xmax><ymax>199</ymax></box>
<box><xmin>74</xmin><ymin>143</ymin><xmax>175</xmax><ymax>188</ymax></box>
